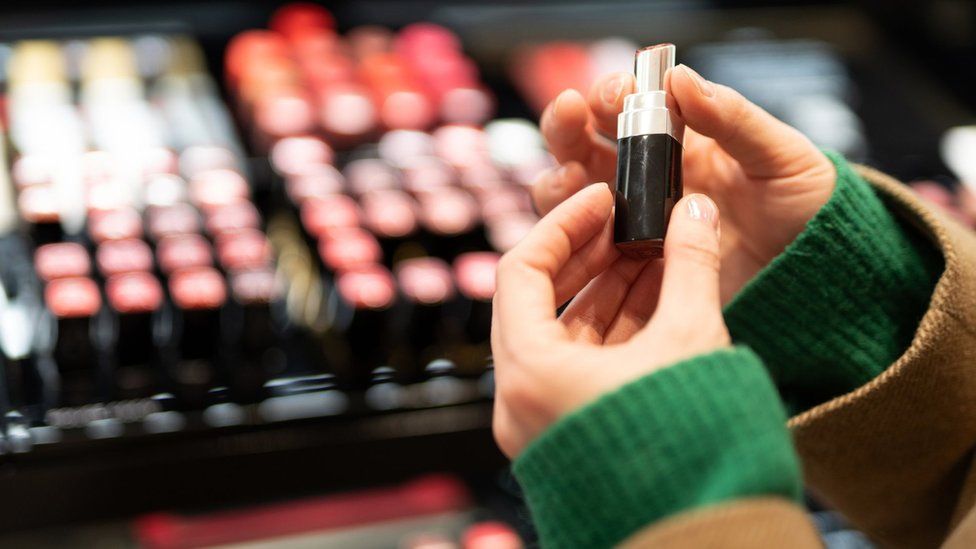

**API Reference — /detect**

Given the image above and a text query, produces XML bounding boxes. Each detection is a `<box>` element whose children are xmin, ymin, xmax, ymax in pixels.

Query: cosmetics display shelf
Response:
<box><xmin>0</xmin><ymin>401</ymin><xmax>502</xmax><ymax>531</ymax></box>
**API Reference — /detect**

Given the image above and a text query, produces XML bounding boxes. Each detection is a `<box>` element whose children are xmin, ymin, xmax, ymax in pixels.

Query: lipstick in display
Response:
<box><xmin>88</xmin><ymin>207</ymin><xmax>144</xmax><ymax>245</ymax></box>
<box><xmin>394</xmin><ymin>257</ymin><xmax>455</xmax><ymax>380</ymax></box>
<box><xmin>416</xmin><ymin>187</ymin><xmax>482</xmax><ymax>259</ymax></box>
<box><xmin>215</xmin><ymin>229</ymin><xmax>275</xmax><ymax>272</ymax></box>
<box><xmin>225</xmin><ymin>268</ymin><xmax>281</xmax><ymax>402</ymax></box>
<box><xmin>167</xmin><ymin>267</ymin><xmax>226</xmax><ymax>408</ymax></box>
<box><xmin>317</xmin><ymin>82</ymin><xmax>379</xmax><ymax>148</ymax></box>
<box><xmin>18</xmin><ymin>186</ymin><xmax>63</xmax><ymax>245</ymax></box>
<box><xmin>359</xmin><ymin>53</ymin><xmax>436</xmax><ymax>131</ymax></box>
<box><xmin>400</xmin><ymin>156</ymin><xmax>456</xmax><ymax>194</ymax></box>
<box><xmin>144</xmin><ymin>174</ymin><xmax>190</xmax><ymax>209</ymax></box>
<box><xmin>269</xmin><ymin>2</ymin><xmax>336</xmax><ymax>40</ymax></box>
<box><xmin>452</xmin><ymin>252</ymin><xmax>498</xmax><ymax>345</ymax></box>
<box><xmin>377</xmin><ymin>130</ymin><xmax>435</xmax><ymax>169</ymax></box>
<box><xmin>34</xmin><ymin>242</ymin><xmax>91</xmax><ymax>283</ymax></box>
<box><xmin>614</xmin><ymin>44</ymin><xmax>683</xmax><ymax>258</ymax></box>
<box><xmin>346</xmin><ymin>26</ymin><xmax>393</xmax><ymax>61</ymax></box>
<box><xmin>188</xmin><ymin>168</ymin><xmax>251</xmax><ymax>213</ymax></box>
<box><xmin>343</xmin><ymin>158</ymin><xmax>400</xmax><ymax>196</ymax></box>
<box><xmin>0</xmin><ymin>280</ymin><xmax>48</xmax><ymax>423</ymax></box>
<box><xmin>147</xmin><ymin>203</ymin><xmax>203</xmax><ymax>242</ymax></box>
<box><xmin>329</xmin><ymin>265</ymin><xmax>397</xmax><ymax>388</ymax></box>
<box><xmin>205</xmin><ymin>201</ymin><xmax>262</xmax><ymax>238</ymax></box>
<box><xmin>300</xmin><ymin>194</ymin><xmax>362</xmax><ymax>241</ymax></box>
<box><xmin>269</xmin><ymin>136</ymin><xmax>334</xmax><ymax>179</ymax></box>
<box><xmin>360</xmin><ymin>189</ymin><xmax>419</xmax><ymax>260</ymax></box>
<box><xmin>284</xmin><ymin>165</ymin><xmax>346</xmax><ymax>205</ymax></box>
<box><xmin>317</xmin><ymin>227</ymin><xmax>382</xmax><ymax>274</ymax></box>
<box><xmin>45</xmin><ymin>277</ymin><xmax>102</xmax><ymax>406</ymax></box>
<box><xmin>96</xmin><ymin>239</ymin><xmax>155</xmax><ymax>278</ymax></box>
<box><xmin>105</xmin><ymin>273</ymin><xmax>164</xmax><ymax>400</ymax></box>
<box><xmin>157</xmin><ymin>234</ymin><xmax>214</xmax><ymax>276</ymax></box>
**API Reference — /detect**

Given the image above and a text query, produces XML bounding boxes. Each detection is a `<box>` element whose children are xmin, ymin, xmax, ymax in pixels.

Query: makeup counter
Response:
<box><xmin>0</xmin><ymin>0</ymin><xmax>974</xmax><ymax>546</ymax></box>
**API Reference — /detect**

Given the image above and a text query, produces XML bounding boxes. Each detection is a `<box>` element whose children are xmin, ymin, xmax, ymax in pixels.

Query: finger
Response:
<box><xmin>495</xmin><ymin>183</ymin><xmax>614</xmax><ymax>347</ymax></box>
<box><xmin>540</xmin><ymin>89</ymin><xmax>618</xmax><ymax>182</ymax></box>
<box><xmin>652</xmin><ymin>193</ymin><xmax>722</xmax><ymax>323</ymax></box>
<box><xmin>669</xmin><ymin>64</ymin><xmax>823</xmax><ymax>179</ymax></box>
<box><xmin>559</xmin><ymin>255</ymin><xmax>648</xmax><ymax>343</ymax></box>
<box><xmin>587</xmin><ymin>71</ymin><xmax>634</xmax><ymax>139</ymax></box>
<box><xmin>552</xmin><ymin>213</ymin><xmax>618</xmax><ymax>305</ymax></box>
<box><xmin>531</xmin><ymin>160</ymin><xmax>589</xmax><ymax>215</ymax></box>
<box><xmin>602</xmin><ymin>259</ymin><xmax>665</xmax><ymax>344</ymax></box>
<box><xmin>540</xmin><ymin>89</ymin><xmax>591</xmax><ymax>164</ymax></box>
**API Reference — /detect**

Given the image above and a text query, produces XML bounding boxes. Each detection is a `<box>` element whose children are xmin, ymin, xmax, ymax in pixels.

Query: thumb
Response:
<box><xmin>653</xmin><ymin>193</ymin><xmax>722</xmax><ymax>321</ymax></box>
<box><xmin>668</xmin><ymin>64</ymin><xmax>821</xmax><ymax>180</ymax></box>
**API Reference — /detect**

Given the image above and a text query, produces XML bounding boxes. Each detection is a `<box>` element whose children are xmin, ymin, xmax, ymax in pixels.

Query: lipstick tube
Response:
<box><xmin>167</xmin><ymin>267</ymin><xmax>226</xmax><ymax>408</ymax></box>
<box><xmin>614</xmin><ymin>44</ymin><xmax>684</xmax><ymax>258</ymax></box>
<box><xmin>45</xmin><ymin>277</ymin><xmax>102</xmax><ymax>406</ymax></box>
<box><xmin>105</xmin><ymin>272</ymin><xmax>163</xmax><ymax>399</ymax></box>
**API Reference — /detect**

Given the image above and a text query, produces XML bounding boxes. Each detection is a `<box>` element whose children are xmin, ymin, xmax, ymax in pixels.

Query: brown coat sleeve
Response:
<box><xmin>620</xmin><ymin>167</ymin><xmax>976</xmax><ymax>548</ymax></box>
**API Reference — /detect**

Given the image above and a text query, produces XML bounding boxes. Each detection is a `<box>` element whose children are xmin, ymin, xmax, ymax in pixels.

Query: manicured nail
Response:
<box><xmin>678</xmin><ymin>64</ymin><xmax>715</xmax><ymax>98</ymax></box>
<box><xmin>686</xmin><ymin>194</ymin><xmax>718</xmax><ymax>227</ymax></box>
<box><xmin>602</xmin><ymin>75</ymin><xmax>625</xmax><ymax>104</ymax></box>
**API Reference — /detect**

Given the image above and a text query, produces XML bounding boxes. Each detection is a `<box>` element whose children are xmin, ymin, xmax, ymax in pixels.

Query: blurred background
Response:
<box><xmin>0</xmin><ymin>0</ymin><xmax>972</xmax><ymax>547</ymax></box>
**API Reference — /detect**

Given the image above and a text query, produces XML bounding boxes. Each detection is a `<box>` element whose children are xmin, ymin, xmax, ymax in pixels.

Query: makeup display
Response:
<box><xmin>0</xmin><ymin>3</ymin><xmax>547</xmax><ymax>533</ymax></box>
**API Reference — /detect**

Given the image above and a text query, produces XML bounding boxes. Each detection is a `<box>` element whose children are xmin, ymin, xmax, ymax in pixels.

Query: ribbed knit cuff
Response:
<box><xmin>724</xmin><ymin>151</ymin><xmax>943</xmax><ymax>412</ymax></box>
<box><xmin>513</xmin><ymin>347</ymin><xmax>801</xmax><ymax>549</ymax></box>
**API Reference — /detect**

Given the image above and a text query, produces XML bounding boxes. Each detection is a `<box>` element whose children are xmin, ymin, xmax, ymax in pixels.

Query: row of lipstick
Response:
<box><xmin>226</xmin><ymin>3</ymin><xmax>494</xmax><ymax>152</ymax></box>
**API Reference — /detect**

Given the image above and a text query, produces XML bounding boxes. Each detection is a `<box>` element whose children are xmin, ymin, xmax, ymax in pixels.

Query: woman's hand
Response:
<box><xmin>533</xmin><ymin>65</ymin><xmax>836</xmax><ymax>302</ymax></box>
<box><xmin>492</xmin><ymin>183</ymin><xmax>729</xmax><ymax>458</ymax></box>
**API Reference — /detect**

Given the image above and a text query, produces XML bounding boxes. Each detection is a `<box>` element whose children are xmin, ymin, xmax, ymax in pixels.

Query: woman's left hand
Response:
<box><xmin>492</xmin><ymin>183</ymin><xmax>730</xmax><ymax>458</ymax></box>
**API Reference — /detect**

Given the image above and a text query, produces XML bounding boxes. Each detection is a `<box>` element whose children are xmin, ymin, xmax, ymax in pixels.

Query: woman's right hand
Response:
<box><xmin>533</xmin><ymin>64</ymin><xmax>836</xmax><ymax>302</ymax></box>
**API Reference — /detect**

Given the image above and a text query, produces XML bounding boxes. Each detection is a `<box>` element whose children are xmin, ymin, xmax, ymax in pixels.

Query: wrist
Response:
<box><xmin>513</xmin><ymin>346</ymin><xmax>801</xmax><ymax>548</ymax></box>
<box><xmin>724</xmin><ymin>151</ymin><xmax>943</xmax><ymax>412</ymax></box>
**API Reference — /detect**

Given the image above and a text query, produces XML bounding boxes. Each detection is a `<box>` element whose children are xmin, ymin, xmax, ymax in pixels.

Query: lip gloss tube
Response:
<box><xmin>45</xmin><ymin>277</ymin><xmax>102</xmax><ymax>406</ymax></box>
<box><xmin>614</xmin><ymin>44</ymin><xmax>684</xmax><ymax>258</ymax></box>
<box><xmin>105</xmin><ymin>272</ymin><xmax>163</xmax><ymax>399</ymax></box>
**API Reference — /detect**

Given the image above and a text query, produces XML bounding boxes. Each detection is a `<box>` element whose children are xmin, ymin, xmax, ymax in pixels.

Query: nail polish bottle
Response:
<box><xmin>614</xmin><ymin>44</ymin><xmax>683</xmax><ymax>258</ymax></box>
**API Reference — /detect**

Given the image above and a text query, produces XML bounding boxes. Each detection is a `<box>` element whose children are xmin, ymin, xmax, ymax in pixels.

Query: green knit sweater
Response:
<box><xmin>512</xmin><ymin>152</ymin><xmax>944</xmax><ymax>548</ymax></box>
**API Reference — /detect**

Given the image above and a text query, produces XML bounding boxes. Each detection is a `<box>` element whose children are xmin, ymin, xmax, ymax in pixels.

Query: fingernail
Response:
<box><xmin>602</xmin><ymin>75</ymin><xmax>625</xmax><ymax>104</ymax></box>
<box><xmin>552</xmin><ymin>90</ymin><xmax>569</xmax><ymax>117</ymax></box>
<box><xmin>679</xmin><ymin>64</ymin><xmax>715</xmax><ymax>98</ymax></box>
<box><xmin>686</xmin><ymin>195</ymin><xmax>718</xmax><ymax>227</ymax></box>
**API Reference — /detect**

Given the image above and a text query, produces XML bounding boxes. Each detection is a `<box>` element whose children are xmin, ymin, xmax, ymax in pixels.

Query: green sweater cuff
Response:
<box><xmin>513</xmin><ymin>347</ymin><xmax>801</xmax><ymax>548</ymax></box>
<box><xmin>724</xmin><ymin>151</ymin><xmax>943</xmax><ymax>412</ymax></box>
